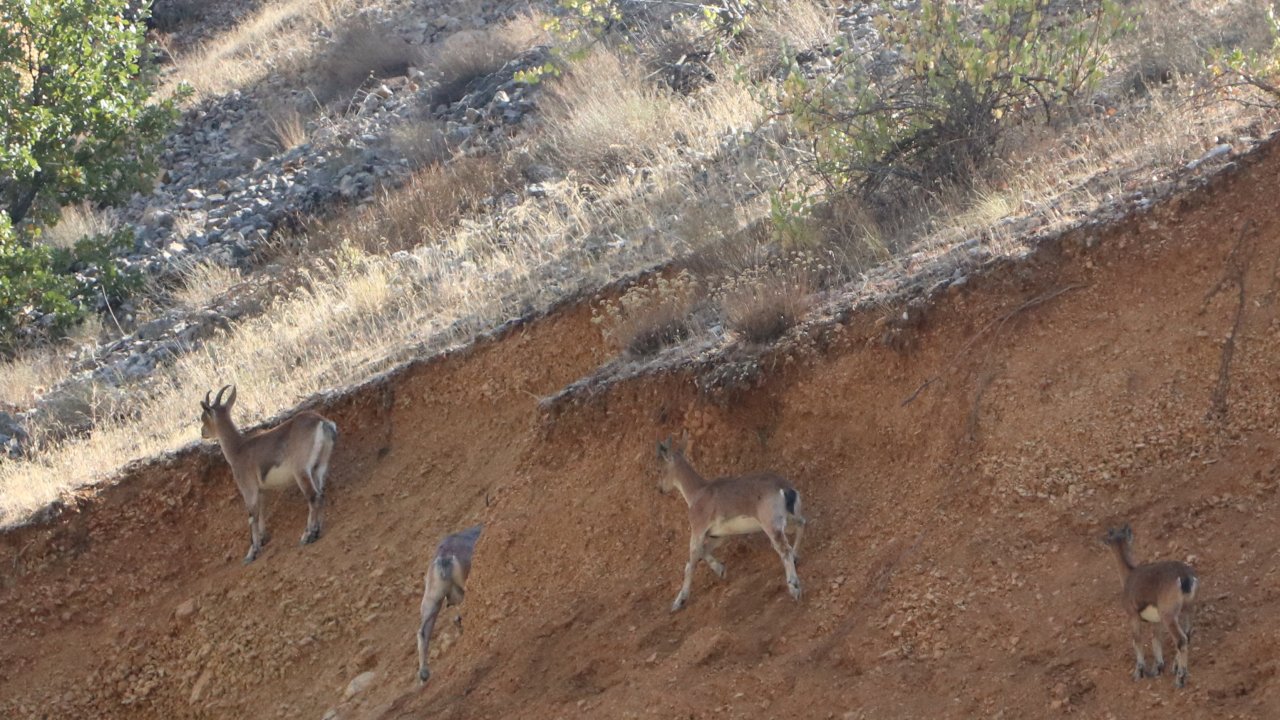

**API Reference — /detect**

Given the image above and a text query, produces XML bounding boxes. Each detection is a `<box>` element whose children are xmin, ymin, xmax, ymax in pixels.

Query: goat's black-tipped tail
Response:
<box><xmin>782</xmin><ymin>488</ymin><xmax>798</xmax><ymax>516</ymax></box>
<box><xmin>1180</xmin><ymin>573</ymin><xmax>1198</xmax><ymax>596</ymax></box>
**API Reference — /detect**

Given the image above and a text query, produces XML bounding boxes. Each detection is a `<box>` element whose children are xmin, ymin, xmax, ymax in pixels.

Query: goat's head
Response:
<box><xmin>199</xmin><ymin>384</ymin><xmax>238</xmax><ymax>438</ymax></box>
<box><xmin>1103</xmin><ymin>523</ymin><xmax>1133</xmax><ymax>548</ymax></box>
<box><xmin>656</xmin><ymin>436</ymin><xmax>676</xmax><ymax>493</ymax></box>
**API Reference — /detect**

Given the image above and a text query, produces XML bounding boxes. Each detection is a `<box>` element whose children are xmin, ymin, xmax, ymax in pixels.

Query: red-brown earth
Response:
<box><xmin>5</xmin><ymin>141</ymin><xmax>1280</xmax><ymax>719</ymax></box>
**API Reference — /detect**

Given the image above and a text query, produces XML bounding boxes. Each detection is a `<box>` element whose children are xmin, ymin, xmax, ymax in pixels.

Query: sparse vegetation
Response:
<box><xmin>716</xmin><ymin>254</ymin><xmax>817</xmax><ymax>345</ymax></box>
<box><xmin>592</xmin><ymin>271</ymin><xmax>701</xmax><ymax>357</ymax></box>
<box><xmin>171</xmin><ymin>258</ymin><xmax>243</xmax><ymax>311</ymax></box>
<box><xmin>259</xmin><ymin>103</ymin><xmax>310</xmax><ymax>153</ymax></box>
<box><xmin>310</xmin><ymin>18</ymin><xmax>420</xmax><ymax>104</ymax></box>
<box><xmin>775</xmin><ymin>0</ymin><xmax>1128</xmax><ymax>208</ymax></box>
<box><xmin>2</xmin><ymin>0</ymin><xmax>1279</xmax><ymax>528</ymax></box>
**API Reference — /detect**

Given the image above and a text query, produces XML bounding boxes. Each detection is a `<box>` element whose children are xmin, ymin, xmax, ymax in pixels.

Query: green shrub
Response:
<box><xmin>776</xmin><ymin>0</ymin><xmax>1127</xmax><ymax>203</ymax></box>
<box><xmin>0</xmin><ymin>217</ymin><xmax>142</xmax><ymax>353</ymax></box>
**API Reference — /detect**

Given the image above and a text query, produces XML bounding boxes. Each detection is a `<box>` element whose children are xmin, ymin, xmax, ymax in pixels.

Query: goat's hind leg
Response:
<box><xmin>787</xmin><ymin>493</ymin><xmax>807</xmax><ymax>561</ymax></box>
<box><xmin>1129</xmin><ymin>616</ymin><xmax>1148</xmax><ymax>680</ymax></box>
<box><xmin>295</xmin><ymin>470</ymin><xmax>323</xmax><ymax>545</ymax></box>
<box><xmin>764</xmin><ymin>520</ymin><xmax>801</xmax><ymax>601</ymax></box>
<box><xmin>1165</xmin><ymin>612</ymin><xmax>1191</xmax><ymax>688</ymax></box>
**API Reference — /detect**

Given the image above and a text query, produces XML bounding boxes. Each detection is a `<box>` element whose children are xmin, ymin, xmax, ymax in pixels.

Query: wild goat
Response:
<box><xmin>656</xmin><ymin>433</ymin><xmax>807</xmax><ymax>612</ymax></box>
<box><xmin>1103</xmin><ymin>524</ymin><xmax>1199</xmax><ymax>688</ymax></box>
<box><xmin>418</xmin><ymin>523</ymin><xmax>483</xmax><ymax>683</ymax></box>
<box><xmin>200</xmin><ymin>385</ymin><xmax>338</xmax><ymax>564</ymax></box>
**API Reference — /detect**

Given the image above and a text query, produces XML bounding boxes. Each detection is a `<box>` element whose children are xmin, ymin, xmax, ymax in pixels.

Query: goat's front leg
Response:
<box><xmin>243</xmin><ymin>486</ymin><xmax>264</xmax><ymax>564</ymax></box>
<box><xmin>701</xmin><ymin>536</ymin><xmax>726</xmax><ymax>579</ymax></box>
<box><xmin>672</xmin><ymin>532</ymin><xmax>705</xmax><ymax>612</ymax></box>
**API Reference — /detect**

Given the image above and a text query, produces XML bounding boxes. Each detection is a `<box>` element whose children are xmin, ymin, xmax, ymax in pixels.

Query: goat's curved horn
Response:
<box><xmin>225</xmin><ymin>385</ymin><xmax>237</xmax><ymax>407</ymax></box>
<box><xmin>214</xmin><ymin>385</ymin><xmax>231</xmax><ymax>406</ymax></box>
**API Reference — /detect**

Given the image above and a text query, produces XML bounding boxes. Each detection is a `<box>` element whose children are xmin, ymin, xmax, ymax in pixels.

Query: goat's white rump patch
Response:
<box><xmin>1140</xmin><ymin>605</ymin><xmax>1162</xmax><ymax>623</ymax></box>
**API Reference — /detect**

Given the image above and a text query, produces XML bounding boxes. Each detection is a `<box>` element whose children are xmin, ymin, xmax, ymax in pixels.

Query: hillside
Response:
<box><xmin>3</xmin><ymin>128</ymin><xmax>1280</xmax><ymax>718</ymax></box>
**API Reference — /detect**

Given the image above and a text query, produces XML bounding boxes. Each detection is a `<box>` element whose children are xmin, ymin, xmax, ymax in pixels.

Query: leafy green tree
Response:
<box><xmin>0</xmin><ymin>0</ymin><xmax>173</xmax><ymax>350</ymax></box>
<box><xmin>0</xmin><ymin>0</ymin><xmax>179</xmax><ymax>232</ymax></box>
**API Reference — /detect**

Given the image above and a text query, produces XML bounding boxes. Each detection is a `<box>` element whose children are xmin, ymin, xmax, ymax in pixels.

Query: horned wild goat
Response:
<box><xmin>200</xmin><ymin>385</ymin><xmax>338</xmax><ymax>564</ymax></box>
<box><xmin>656</xmin><ymin>433</ymin><xmax>807</xmax><ymax>612</ymax></box>
<box><xmin>418</xmin><ymin>523</ymin><xmax>483</xmax><ymax>683</ymax></box>
<box><xmin>1103</xmin><ymin>524</ymin><xmax>1199</xmax><ymax>688</ymax></box>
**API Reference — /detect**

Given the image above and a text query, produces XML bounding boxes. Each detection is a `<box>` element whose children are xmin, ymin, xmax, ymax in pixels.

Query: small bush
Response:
<box><xmin>0</xmin><ymin>219</ymin><xmax>143</xmax><ymax>354</ymax></box>
<box><xmin>715</xmin><ymin>254</ymin><xmax>816</xmax><ymax>345</ymax></box>
<box><xmin>592</xmin><ymin>270</ymin><xmax>700</xmax><ymax>357</ymax></box>
<box><xmin>258</xmin><ymin>102</ymin><xmax>310</xmax><ymax>153</ymax></box>
<box><xmin>425</xmin><ymin>27</ymin><xmax>530</xmax><ymax>107</ymax></box>
<box><xmin>148</xmin><ymin>0</ymin><xmax>207</xmax><ymax>34</ymax></box>
<box><xmin>541</xmin><ymin>48</ymin><xmax>678</xmax><ymax>179</ymax></box>
<box><xmin>310</xmin><ymin>19</ymin><xmax>420</xmax><ymax>103</ymax></box>
<box><xmin>776</xmin><ymin>0</ymin><xmax>1127</xmax><ymax>203</ymax></box>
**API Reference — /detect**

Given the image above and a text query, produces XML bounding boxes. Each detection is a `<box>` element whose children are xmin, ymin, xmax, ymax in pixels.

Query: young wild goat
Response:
<box><xmin>656</xmin><ymin>433</ymin><xmax>807</xmax><ymax>612</ymax></box>
<box><xmin>200</xmin><ymin>385</ymin><xmax>338</xmax><ymax>564</ymax></box>
<box><xmin>418</xmin><ymin>523</ymin><xmax>483</xmax><ymax>684</ymax></box>
<box><xmin>1103</xmin><ymin>524</ymin><xmax>1199</xmax><ymax>688</ymax></box>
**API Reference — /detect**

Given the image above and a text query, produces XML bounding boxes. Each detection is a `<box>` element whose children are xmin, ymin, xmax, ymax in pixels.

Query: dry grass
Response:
<box><xmin>163</xmin><ymin>0</ymin><xmax>356</xmax><ymax>100</ymax></box>
<box><xmin>0</xmin><ymin>348</ymin><xmax>70</xmax><ymax>410</ymax></box>
<box><xmin>171</xmin><ymin>259</ymin><xmax>244</xmax><ymax>311</ymax></box>
<box><xmin>592</xmin><ymin>271</ymin><xmax>701</xmax><ymax>357</ymax></box>
<box><xmin>39</xmin><ymin>203</ymin><xmax>118</xmax><ymax>249</ymax></box>
<box><xmin>315</xmin><ymin>156</ymin><xmax>511</xmax><ymax>253</ymax></box>
<box><xmin>424</xmin><ymin>17</ymin><xmax>545</xmax><ymax>107</ymax></box>
<box><xmin>3</xmin><ymin>3</ymin><xmax>1278</xmax><ymax>527</ymax></box>
<box><xmin>309</xmin><ymin>18</ymin><xmax>420</xmax><ymax>104</ymax></box>
<box><xmin>540</xmin><ymin>49</ymin><xmax>682</xmax><ymax>180</ymax></box>
<box><xmin>387</xmin><ymin>118</ymin><xmax>451</xmax><ymax>169</ymax></box>
<box><xmin>259</xmin><ymin>103</ymin><xmax>310</xmax><ymax>152</ymax></box>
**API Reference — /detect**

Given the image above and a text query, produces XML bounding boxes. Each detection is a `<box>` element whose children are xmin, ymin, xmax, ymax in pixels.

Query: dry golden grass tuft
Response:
<box><xmin>39</xmin><ymin>203</ymin><xmax>118</xmax><ymax>250</ymax></box>
<box><xmin>592</xmin><ymin>271</ymin><xmax>702</xmax><ymax>357</ymax></box>
<box><xmin>170</xmin><ymin>259</ymin><xmax>243</xmax><ymax>311</ymax></box>
<box><xmin>164</xmin><ymin>0</ymin><xmax>355</xmax><ymax>100</ymax></box>
<box><xmin>387</xmin><ymin>118</ymin><xmax>451</xmax><ymax>168</ymax></box>
<box><xmin>314</xmin><ymin>156</ymin><xmax>511</xmax><ymax>253</ymax></box>
<box><xmin>424</xmin><ymin>16</ymin><xmax>546</xmax><ymax>107</ymax></box>
<box><xmin>0</xmin><ymin>348</ymin><xmax>70</xmax><ymax>410</ymax></box>
<box><xmin>540</xmin><ymin>48</ymin><xmax>681</xmax><ymax>180</ymax></box>
<box><xmin>710</xmin><ymin>251</ymin><xmax>821</xmax><ymax>345</ymax></box>
<box><xmin>258</xmin><ymin>102</ymin><xmax>310</xmax><ymax>152</ymax></box>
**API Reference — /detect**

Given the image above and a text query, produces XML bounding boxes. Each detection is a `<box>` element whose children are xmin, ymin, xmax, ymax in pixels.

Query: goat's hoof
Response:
<box><xmin>1151</xmin><ymin>662</ymin><xmax>1164</xmax><ymax>677</ymax></box>
<box><xmin>300</xmin><ymin>530</ymin><xmax>320</xmax><ymax>545</ymax></box>
<box><xmin>788</xmin><ymin>580</ymin><xmax>803</xmax><ymax>601</ymax></box>
<box><xmin>670</xmin><ymin>597</ymin><xmax>687</xmax><ymax>613</ymax></box>
<box><xmin>242</xmin><ymin>551</ymin><xmax>259</xmax><ymax>565</ymax></box>
<box><xmin>1132</xmin><ymin>665</ymin><xmax>1146</xmax><ymax>681</ymax></box>
<box><xmin>709</xmin><ymin>563</ymin><xmax>726</xmax><ymax>579</ymax></box>
<box><xmin>418</xmin><ymin>668</ymin><xmax>431</xmax><ymax>684</ymax></box>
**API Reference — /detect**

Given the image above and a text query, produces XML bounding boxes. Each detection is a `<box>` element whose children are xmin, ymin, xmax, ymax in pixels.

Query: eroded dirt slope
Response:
<box><xmin>5</xmin><ymin>143</ymin><xmax>1280</xmax><ymax>719</ymax></box>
